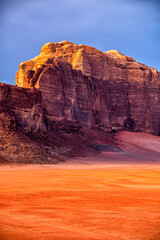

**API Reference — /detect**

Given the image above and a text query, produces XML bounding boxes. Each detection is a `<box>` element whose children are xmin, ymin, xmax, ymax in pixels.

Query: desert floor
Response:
<box><xmin>0</xmin><ymin>132</ymin><xmax>160</xmax><ymax>240</ymax></box>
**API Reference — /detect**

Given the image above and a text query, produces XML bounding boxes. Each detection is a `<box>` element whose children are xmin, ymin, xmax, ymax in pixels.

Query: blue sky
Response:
<box><xmin>1</xmin><ymin>0</ymin><xmax>160</xmax><ymax>85</ymax></box>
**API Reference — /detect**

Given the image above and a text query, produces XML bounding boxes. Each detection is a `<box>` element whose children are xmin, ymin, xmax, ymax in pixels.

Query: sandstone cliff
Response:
<box><xmin>0</xmin><ymin>41</ymin><xmax>160</xmax><ymax>163</ymax></box>
<box><xmin>16</xmin><ymin>41</ymin><xmax>160</xmax><ymax>135</ymax></box>
<box><xmin>0</xmin><ymin>83</ymin><xmax>116</xmax><ymax>163</ymax></box>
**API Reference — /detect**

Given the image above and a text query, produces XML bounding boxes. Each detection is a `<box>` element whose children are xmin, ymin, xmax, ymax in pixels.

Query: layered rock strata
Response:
<box><xmin>0</xmin><ymin>41</ymin><xmax>160</xmax><ymax>163</ymax></box>
<box><xmin>15</xmin><ymin>41</ymin><xmax>160</xmax><ymax>135</ymax></box>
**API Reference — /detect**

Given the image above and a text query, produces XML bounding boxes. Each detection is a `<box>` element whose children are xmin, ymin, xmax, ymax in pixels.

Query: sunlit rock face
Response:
<box><xmin>14</xmin><ymin>41</ymin><xmax>160</xmax><ymax>135</ymax></box>
<box><xmin>1</xmin><ymin>41</ymin><xmax>160</xmax><ymax>164</ymax></box>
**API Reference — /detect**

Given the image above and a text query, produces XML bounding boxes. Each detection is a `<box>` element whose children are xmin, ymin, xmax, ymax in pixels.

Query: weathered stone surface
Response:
<box><xmin>15</xmin><ymin>41</ymin><xmax>160</xmax><ymax>135</ymax></box>
<box><xmin>0</xmin><ymin>83</ymin><xmax>44</xmax><ymax>133</ymax></box>
<box><xmin>0</xmin><ymin>83</ymin><xmax>116</xmax><ymax>164</ymax></box>
<box><xmin>1</xmin><ymin>41</ymin><xmax>160</xmax><ymax>163</ymax></box>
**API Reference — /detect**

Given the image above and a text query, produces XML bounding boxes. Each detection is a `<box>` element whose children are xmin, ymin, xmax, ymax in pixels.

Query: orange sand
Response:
<box><xmin>0</xmin><ymin>131</ymin><xmax>160</xmax><ymax>240</ymax></box>
<box><xmin>0</xmin><ymin>163</ymin><xmax>160</xmax><ymax>240</ymax></box>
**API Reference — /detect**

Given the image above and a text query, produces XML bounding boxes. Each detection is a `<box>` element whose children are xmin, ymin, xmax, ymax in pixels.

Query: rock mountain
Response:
<box><xmin>0</xmin><ymin>41</ymin><xmax>160</xmax><ymax>163</ymax></box>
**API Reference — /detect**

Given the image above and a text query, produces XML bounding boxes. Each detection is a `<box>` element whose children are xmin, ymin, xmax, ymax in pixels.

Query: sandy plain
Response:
<box><xmin>0</xmin><ymin>132</ymin><xmax>160</xmax><ymax>240</ymax></box>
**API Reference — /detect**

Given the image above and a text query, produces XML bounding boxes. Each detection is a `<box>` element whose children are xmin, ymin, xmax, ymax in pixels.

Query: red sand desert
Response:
<box><xmin>0</xmin><ymin>132</ymin><xmax>160</xmax><ymax>240</ymax></box>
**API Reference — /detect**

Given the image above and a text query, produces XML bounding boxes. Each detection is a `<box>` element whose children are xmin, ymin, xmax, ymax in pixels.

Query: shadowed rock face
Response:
<box><xmin>0</xmin><ymin>83</ymin><xmax>43</xmax><ymax>132</ymax></box>
<box><xmin>0</xmin><ymin>41</ymin><xmax>160</xmax><ymax>163</ymax></box>
<box><xmin>15</xmin><ymin>41</ymin><xmax>160</xmax><ymax>135</ymax></box>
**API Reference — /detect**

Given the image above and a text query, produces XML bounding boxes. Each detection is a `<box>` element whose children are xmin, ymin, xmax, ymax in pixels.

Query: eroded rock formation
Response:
<box><xmin>15</xmin><ymin>41</ymin><xmax>160</xmax><ymax>134</ymax></box>
<box><xmin>0</xmin><ymin>41</ymin><xmax>160</xmax><ymax>163</ymax></box>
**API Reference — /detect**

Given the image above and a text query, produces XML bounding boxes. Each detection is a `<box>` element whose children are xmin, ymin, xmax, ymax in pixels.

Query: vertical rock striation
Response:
<box><xmin>1</xmin><ymin>41</ymin><xmax>160</xmax><ymax>163</ymax></box>
<box><xmin>15</xmin><ymin>41</ymin><xmax>160</xmax><ymax>135</ymax></box>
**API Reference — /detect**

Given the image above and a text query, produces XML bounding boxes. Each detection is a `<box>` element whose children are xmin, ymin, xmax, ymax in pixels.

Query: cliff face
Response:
<box><xmin>0</xmin><ymin>83</ymin><xmax>44</xmax><ymax>132</ymax></box>
<box><xmin>0</xmin><ymin>83</ymin><xmax>116</xmax><ymax>164</ymax></box>
<box><xmin>15</xmin><ymin>41</ymin><xmax>160</xmax><ymax>135</ymax></box>
<box><xmin>0</xmin><ymin>41</ymin><xmax>160</xmax><ymax>163</ymax></box>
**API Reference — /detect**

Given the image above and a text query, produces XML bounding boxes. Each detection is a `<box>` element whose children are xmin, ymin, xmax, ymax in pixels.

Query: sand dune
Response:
<box><xmin>61</xmin><ymin>131</ymin><xmax>160</xmax><ymax>166</ymax></box>
<box><xmin>117</xmin><ymin>131</ymin><xmax>160</xmax><ymax>154</ymax></box>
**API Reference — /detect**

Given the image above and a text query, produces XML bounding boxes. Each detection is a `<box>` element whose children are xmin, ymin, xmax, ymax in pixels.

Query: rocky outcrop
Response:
<box><xmin>0</xmin><ymin>83</ymin><xmax>116</xmax><ymax>164</ymax></box>
<box><xmin>0</xmin><ymin>83</ymin><xmax>44</xmax><ymax>133</ymax></box>
<box><xmin>0</xmin><ymin>41</ymin><xmax>160</xmax><ymax>163</ymax></box>
<box><xmin>15</xmin><ymin>41</ymin><xmax>160</xmax><ymax>135</ymax></box>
